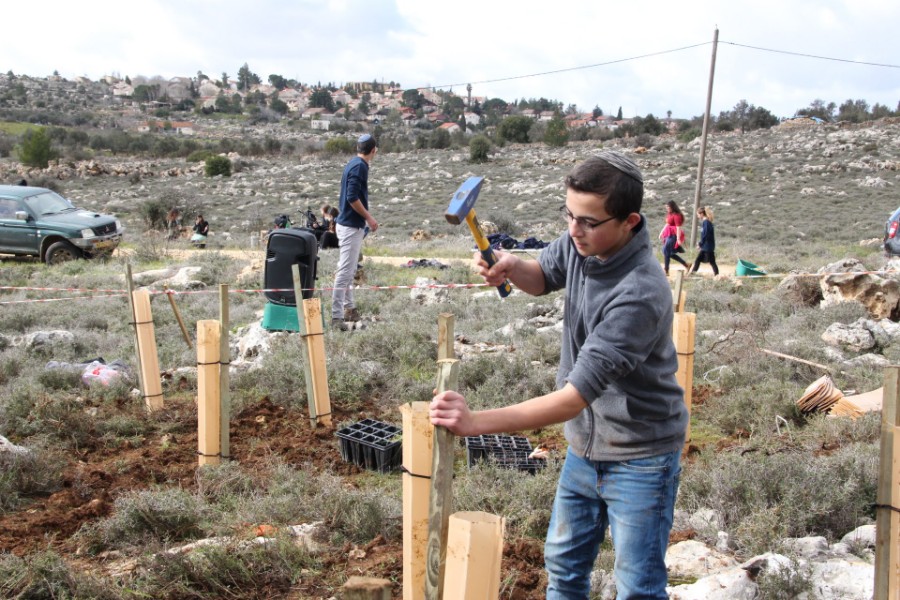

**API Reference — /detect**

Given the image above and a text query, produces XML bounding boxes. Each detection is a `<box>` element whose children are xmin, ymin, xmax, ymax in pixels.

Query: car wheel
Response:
<box><xmin>45</xmin><ymin>241</ymin><xmax>83</xmax><ymax>265</ymax></box>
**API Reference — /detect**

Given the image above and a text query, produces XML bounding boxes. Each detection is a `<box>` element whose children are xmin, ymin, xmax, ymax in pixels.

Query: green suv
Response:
<box><xmin>0</xmin><ymin>185</ymin><xmax>124</xmax><ymax>264</ymax></box>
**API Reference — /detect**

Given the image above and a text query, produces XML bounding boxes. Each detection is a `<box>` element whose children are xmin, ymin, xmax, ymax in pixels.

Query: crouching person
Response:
<box><xmin>430</xmin><ymin>151</ymin><xmax>688</xmax><ymax>600</ymax></box>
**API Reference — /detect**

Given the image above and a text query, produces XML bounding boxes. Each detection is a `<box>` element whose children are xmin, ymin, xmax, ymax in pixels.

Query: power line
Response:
<box><xmin>415</xmin><ymin>39</ymin><xmax>900</xmax><ymax>96</ymax></box>
<box><xmin>721</xmin><ymin>40</ymin><xmax>900</xmax><ymax>69</ymax></box>
<box><xmin>420</xmin><ymin>42</ymin><xmax>712</xmax><ymax>92</ymax></box>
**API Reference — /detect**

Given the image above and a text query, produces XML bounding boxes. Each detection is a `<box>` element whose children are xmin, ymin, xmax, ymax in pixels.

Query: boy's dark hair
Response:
<box><xmin>564</xmin><ymin>152</ymin><xmax>643</xmax><ymax>219</ymax></box>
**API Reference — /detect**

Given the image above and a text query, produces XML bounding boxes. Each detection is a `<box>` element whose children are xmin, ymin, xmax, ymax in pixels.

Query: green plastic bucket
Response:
<box><xmin>735</xmin><ymin>259</ymin><xmax>766</xmax><ymax>277</ymax></box>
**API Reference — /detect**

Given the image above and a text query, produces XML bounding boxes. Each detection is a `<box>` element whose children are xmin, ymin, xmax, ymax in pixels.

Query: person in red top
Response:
<box><xmin>660</xmin><ymin>201</ymin><xmax>688</xmax><ymax>275</ymax></box>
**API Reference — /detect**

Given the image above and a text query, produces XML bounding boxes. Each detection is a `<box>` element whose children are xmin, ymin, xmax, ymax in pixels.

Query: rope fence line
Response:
<box><xmin>2</xmin><ymin>268</ymin><xmax>899</xmax><ymax>305</ymax></box>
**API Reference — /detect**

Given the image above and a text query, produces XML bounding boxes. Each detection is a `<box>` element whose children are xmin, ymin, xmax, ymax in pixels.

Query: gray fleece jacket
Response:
<box><xmin>538</xmin><ymin>215</ymin><xmax>688</xmax><ymax>461</ymax></box>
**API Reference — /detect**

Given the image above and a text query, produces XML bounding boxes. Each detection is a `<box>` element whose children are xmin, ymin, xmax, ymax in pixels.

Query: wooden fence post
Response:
<box><xmin>874</xmin><ymin>366</ymin><xmax>900</xmax><ymax>599</ymax></box>
<box><xmin>124</xmin><ymin>264</ymin><xmax>145</xmax><ymax>395</ymax></box>
<box><xmin>673</xmin><ymin>312</ymin><xmax>696</xmax><ymax>449</ymax></box>
<box><xmin>438</xmin><ymin>313</ymin><xmax>455</xmax><ymax>361</ymax></box>
<box><xmin>219</xmin><ymin>284</ymin><xmax>231</xmax><ymax>459</ymax></box>
<box><xmin>341</xmin><ymin>576</ymin><xmax>392</xmax><ymax>599</ymax></box>
<box><xmin>672</xmin><ymin>270</ymin><xmax>686</xmax><ymax>313</ymax></box>
<box><xmin>401</xmin><ymin>401</ymin><xmax>433</xmax><ymax>600</ymax></box>
<box><xmin>426</xmin><ymin>359</ymin><xmax>459</xmax><ymax>600</ymax></box>
<box><xmin>441</xmin><ymin>511</ymin><xmax>505</xmax><ymax>600</ymax></box>
<box><xmin>197</xmin><ymin>319</ymin><xmax>221</xmax><ymax>466</ymax></box>
<box><xmin>293</xmin><ymin>265</ymin><xmax>332</xmax><ymax>427</ymax></box>
<box><xmin>131</xmin><ymin>288</ymin><xmax>163</xmax><ymax>411</ymax></box>
<box><xmin>163</xmin><ymin>285</ymin><xmax>193</xmax><ymax>349</ymax></box>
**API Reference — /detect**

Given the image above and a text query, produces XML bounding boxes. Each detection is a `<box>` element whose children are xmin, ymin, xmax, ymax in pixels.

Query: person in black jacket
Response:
<box><xmin>191</xmin><ymin>214</ymin><xmax>209</xmax><ymax>248</ymax></box>
<box><xmin>690</xmin><ymin>206</ymin><xmax>719</xmax><ymax>276</ymax></box>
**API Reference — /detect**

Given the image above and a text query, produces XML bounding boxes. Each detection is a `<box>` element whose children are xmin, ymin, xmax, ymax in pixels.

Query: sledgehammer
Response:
<box><xmin>445</xmin><ymin>176</ymin><xmax>512</xmax><ymax>297</ymax></box>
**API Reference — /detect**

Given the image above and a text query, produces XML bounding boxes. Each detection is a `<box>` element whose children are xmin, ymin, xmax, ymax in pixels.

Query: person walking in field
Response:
<box><xmin>690</xmin><ymin>206</ymin><xmax>719</xmax><ymax>276</ymax></box>
<box><xmin>660</xmin><ymin>200</ymin><xmax>689</xmax><ymax>275</ymax></box>
<box><xmin>331</xmin><ymin>134</ymin><xmax>379</xmax><ymax>329</ymax></box>
<box><xmin>430</xmin><ymin>152</ymin><xmax>687</xmax><ymax>599</ymax></box>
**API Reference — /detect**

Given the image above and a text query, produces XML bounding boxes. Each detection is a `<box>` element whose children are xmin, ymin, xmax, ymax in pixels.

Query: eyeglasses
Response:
<box><xmin>559</xmin><ymin>206</ymin><xmax>618</xmax><ymax>231</ymax></box>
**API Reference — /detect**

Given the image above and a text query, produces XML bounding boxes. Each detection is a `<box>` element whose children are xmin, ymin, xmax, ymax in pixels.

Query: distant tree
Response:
<box><xmin>544</xmin><ymin>113</ymin><xmax>569</xmax><ymax>147</ymax></box>
<box><xmin>733</xmin><ymin>100</ymin><xmax>750</xmax><ymax>134</ymax></box>
<box><xmin>125</xmin><ymin>75</ymin><xmax>131</xmax><ymax>85</ymax></box>
<box><xmin>309</xmin><ymin>87</ymin><xmax>335</xmax><ymax>111</ymax></box>
<box><xmin>497</xmin><ymin>115</ymin><xmax>533</xmax><ymax>144</ymax></box>
<box><xmin>565</xmin><ymin>104</ymin><xmax>578</xmax><ymax>116</ymax></box>
<box><xmin>237</xmin><ymin>63</ymin><xmax>261</xmax><ymax>92</ymax></box>
<box><xmin>797</xmin><ymin>99</ymin><xmax>835</xmax><ymax>121</ymax></box>
<box><xmin>268</xmin><ymin>74</ymin><xmax>288</xmax><ymax>90</ymax></box>
<box><xmin>871</xmin><ymin>103</ymin><xmax>894</xmax><ymax>120</ymax></box>
<box><xmin>270</xmin><ymin>97</ymin><xmax>288</xmax><ymax>115</ymax></box>
<box><xmin>469</xmin><ymin>134</ymin><xmax>491</xmax><ymax>163</ymax></box>
<box><xmin>196</xmin><ymin>71</ymin><xmax>208</xmax><ymax>82</ymax></box>
<box><xmin>616</xmin><ymin>107</ymin><xmax>623</xmax><ymax>120</ymax></box>
<box><xmin>18</xmin><ymin>127</ymin><xmax>54</xmax><ymax>168</ymax></box>
<box><xmin>592</xmin><ymin>105</ymin><xmax>604</xmax><ymax>119</ymax></box>
<box><xmin>631</xmin><ymin>114</ymin><xmax>666</xmax><ymax>136</ymax></box>
<box><xmin>133</xmin><ymin>84</ymin><xmax>160</xmax><ymax>102</ymax></box>
<box><xmin>837</xmin><ymin>99</ymin><xmax>870</xmax><ymax>123</ymax></box>
<box><xmin>220</xmin><ymin>72</ymin><xmax>229</xmax><ymax>89</ymax></box>
<box><xmin>747</xmin><ymin>105</ymin><xmax>778</xmax><ymax>130</ymax></box>
<box><xmin>402</xmin><ymin>89</ymin><xmax>424</xmax><ymax>110</ymax></box>
<box><xmin>430</xmin><ymin>128</ymin><xmax>451</xmax><ymax>149</ymax></box>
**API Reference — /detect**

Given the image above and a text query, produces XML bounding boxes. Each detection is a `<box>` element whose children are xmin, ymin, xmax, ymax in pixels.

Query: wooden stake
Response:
<box><xmin>341</xmin><ymin>576</ymin><xmax>392</xmax><ymax>600</ymax></box>
<box><xmin>874</xmin><ymin>366</ymin><xmax>900</xmax><ymax>600</ymax></box>
<box><xmin>760</xmin><ymin>348</ymin><xmax>832</xmax><ymax>374</ymax></box>
<box><xmin>401</xmin><ymin>401</ymin><xmax>433</xmax><ymax>600</ymax></box>
<box><xmin>426</xmin><ymin>358</ymin><xmax>459</xmax><ymax>600</ymax></box>
<box><xmin>124</xmin><ymin>264</ymin><xmax>145</xmax><ymax>396</ymax></box>
<box><xmin>219</xmin><ymin>284</ymin><xmax>231</xmax><ymax>459</ymax></box>
<box><xmin>292</xmin><ymin>265</ymin><xmax>332</xmax><ymax>427</ymax></box>
<box><xmin>442</xmin><ymin>512</ymin><xmax>505</xmax><ymax>600</ymax></box>
<box><xmin>673</xmin><ymin>271</ymin><xmax>685</xmax><ymax>313</ymax></box>
<box><xmin>438</xmin><ymin>313</ymin><xmax>455</xmax><ymax>361</ymax></box>
<box><xmin>163</xmin><ymin>285</ymin><xmax>193</xmax><ymax>349</ymax></box>
<box><xmin>132</xmin><ymin>288</ymin><xmax>163</xmax><ymax>411</ymax></box>
<box><xmin>197</xmin><ymin>319</ymin><xmax>221</xmax><ymax>466</ymax></box>
<box><xmin>673</xmin><ymin>312</ymin><xmax>696</xmax><ymax>448</ymax></box>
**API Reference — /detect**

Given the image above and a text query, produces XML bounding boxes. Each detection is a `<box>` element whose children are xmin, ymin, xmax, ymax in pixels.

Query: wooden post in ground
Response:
<box><xmin>401</xmin><ymin>401</ymin><xmax>433</xmax><ymax>600</ymax></box>
<box><xmin>124</xmin><ymin>264</ymin><xmax>145</xmax><ymax>398</ymax></box>
<box><xmin>292</xmin><ymin>265</ymin><xmax>332</xmax><ymax>427</ymax></box>
<box><xmin>163</xmin><ymin>285</ymin><xmax>193</xmax><ymax>349</ymax></box>
<box><xmin>219</xmin><ymin>284</ymin><xmax>231</xmax><ymax>459</ymax></box>
<box><xmin>874</xmin><ymin>366</ymin><xmax>900</xmax><ymax>599</ymax></box>
<box><xmin>341</xmin><ymin>576</ymin><xmax>392</xmax><ymax>600</ymax></box>
<box><xmin>131</xmin><ymin>288</ymin><xmax>163</xmax><ymax>411</ymax></box>
<box><xmin>425</xmin><ymin>358</ymin><xmax>460</xmax><ymax>600</ymax></box>
<box><xmin>438</xmin><ymin>313</ymin><xmax>455</xmax><ymax>361</ymax></box>
<box><xmin>673</xmin><ymin>312</ymin><xmax>696</xmax><ymax>449</ymax></box>
<box><xmin>672</xmin><ymin>270</ymin><xmax>686</xmax><ymax>313</ymax></box>
<box><xmin>441</xmin><ymin>511</ymin><xmax>505</xmax><ymax>600</ymax></box>
<box><xmin>197</xmin><ymin>319</ymin><xmax>221</xmax><ymax>466</ymax></box>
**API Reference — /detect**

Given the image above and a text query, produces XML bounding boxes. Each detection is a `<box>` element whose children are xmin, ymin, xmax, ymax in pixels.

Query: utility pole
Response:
<box><xmin>689</xmin><ymin>27</ymin><xmax>719</xmax><ymax>248</ymax></box>
<box><xmin>466</xmin><ymin>83</ymin><xmax>472</xmax><ymax>108</ymax></box>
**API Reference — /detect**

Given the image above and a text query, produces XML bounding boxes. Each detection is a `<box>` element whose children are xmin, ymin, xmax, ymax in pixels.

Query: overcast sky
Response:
<box><xmin>4</xmin><ymin>0</ymin><xmax>898</xmax><ymax>119</ymax></box>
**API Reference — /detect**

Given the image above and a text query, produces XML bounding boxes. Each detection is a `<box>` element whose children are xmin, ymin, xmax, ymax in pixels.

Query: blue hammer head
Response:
<box><xmin>444</xmin><ymin>176</ymin><xmax>484</xmax><ymax>225</ymax></box>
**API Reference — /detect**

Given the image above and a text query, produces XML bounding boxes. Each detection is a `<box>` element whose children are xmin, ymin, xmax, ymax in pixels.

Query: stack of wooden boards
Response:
<box><xmin>796</xmin><ymin>374</ymin><xmax>882</xmax><ymax>418</ymax></box>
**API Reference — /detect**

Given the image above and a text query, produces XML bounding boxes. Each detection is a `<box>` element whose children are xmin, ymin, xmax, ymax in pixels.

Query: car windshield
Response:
<box><xmin>23</xmin><ymin>191</ymin><xmax>76</xmax><ymax>216</ymax></box>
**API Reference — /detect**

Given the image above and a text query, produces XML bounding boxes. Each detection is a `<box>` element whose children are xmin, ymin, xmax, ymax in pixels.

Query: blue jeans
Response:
<box><xmin>545</xmin><ymin>447</ymin><xmax>681</xmax><ymax>600</ymax></box>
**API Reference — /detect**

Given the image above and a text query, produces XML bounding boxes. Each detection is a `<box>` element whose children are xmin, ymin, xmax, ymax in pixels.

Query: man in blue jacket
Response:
<box><xmin>332</xmin><ymin>134</ymin><xmax>379</xmax><ymax>329</ymax></box>
<box><xmin>430</xmin><ymin>151</ymin><xmax>687</xmax><ymax>599</ymax></box>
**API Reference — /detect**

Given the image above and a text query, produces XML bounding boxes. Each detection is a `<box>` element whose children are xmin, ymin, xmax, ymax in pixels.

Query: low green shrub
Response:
<box><xmin>204</xmin><ymin>155</ymin><xmax>232</xmax><ymax>177</ymax></box>
<box><xmin>324</xmin><ymin>136</ymin><xmax>355</xmax><ymax>154</ymax></box>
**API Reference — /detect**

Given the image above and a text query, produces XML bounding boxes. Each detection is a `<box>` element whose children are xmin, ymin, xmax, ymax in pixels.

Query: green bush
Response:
<box><xmin>187</xmin><ymin>148</ymin><xmax>216</xmax><ymax>163</ymax></box>
<box><xmin>204</xmin><ymin>155</ymin><xmax>232</xmax><ymax>177</ymax></box>
<box><xmin>469</xmin><ymin>135</ymin><xmax>491</xmax><ymax>163</ymax></box>
<box><xmin>324</xmin><ymin>136</ymin><xmax>355</xmax><ymax>154</ymax></box>
<box><xmin>544</xmin><ymin>114</ymin><xmax>569</xmax><ymax>147</ymax></box>
<box><xmin>17</xmin><ymin>127</ymin><xmax>55</xmax><ymax>168</ymax></box>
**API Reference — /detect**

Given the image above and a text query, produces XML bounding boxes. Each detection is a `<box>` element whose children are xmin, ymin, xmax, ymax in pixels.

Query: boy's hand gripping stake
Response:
<box><xmin>444</xmin><ymin>176</ymin><xmax>512</xmax><ymax>298</ymax></box>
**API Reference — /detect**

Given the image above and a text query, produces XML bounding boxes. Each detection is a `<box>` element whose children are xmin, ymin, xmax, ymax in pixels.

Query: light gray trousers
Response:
<box><xmin>331</xmin><ymin>224</ymin><xmax>365</xmax><ymax>320</ymax></box>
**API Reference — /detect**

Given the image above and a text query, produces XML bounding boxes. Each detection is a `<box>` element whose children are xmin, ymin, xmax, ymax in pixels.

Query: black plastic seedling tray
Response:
<box><xmin>462</xmin><ymin>434</ymin><xmax>545</xmax><ymax>473</ymax></box>
<box><xmin>335</xmin><ymin>419</ymin><xmax>402</xmax><ymax>473</ymax></box>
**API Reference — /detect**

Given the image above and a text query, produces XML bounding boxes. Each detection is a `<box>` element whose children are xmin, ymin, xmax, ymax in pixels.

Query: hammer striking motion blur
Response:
<box><xmin>444</xmin><ymin>176</ymin><xmax>512</xmax><ymax>298</ymax></box>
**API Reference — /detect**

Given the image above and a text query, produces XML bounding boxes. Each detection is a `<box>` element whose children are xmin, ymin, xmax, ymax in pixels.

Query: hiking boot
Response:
<box><xmin>344</xmin><ymin>307</ymin><xmax>361</xmax><ymax>322</ymax></box>
<box><xmin>331</xmin><ymin>318</ymin><xmax>349</xmax><ymax>331</ymax></box>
